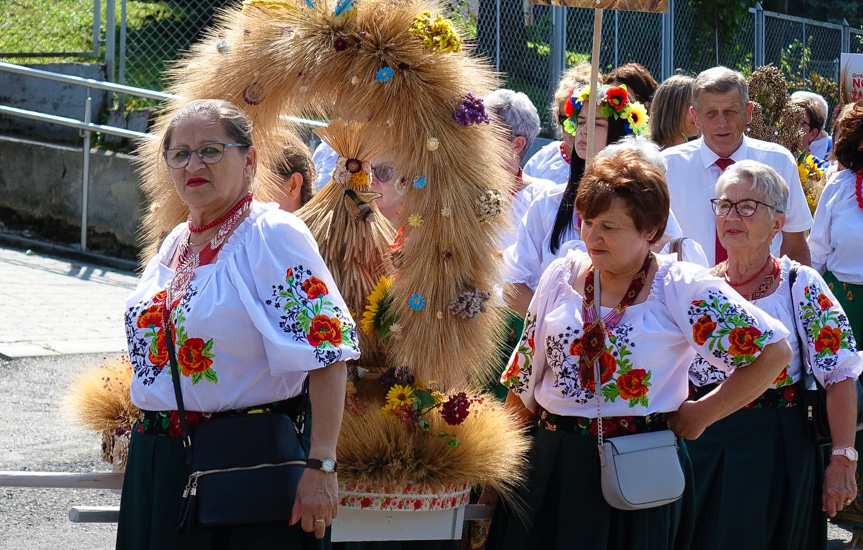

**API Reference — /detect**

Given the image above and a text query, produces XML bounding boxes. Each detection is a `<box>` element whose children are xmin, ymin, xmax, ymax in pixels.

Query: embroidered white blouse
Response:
<box><xmin>523</xmin><ymin>140</ymin><xmax>570</xmax><ymax>184</ymax></box>
<box><xmin>501</xmin><ymin>250</ymin><xmax>789</xmax><ymax>417</ymax></box>
<box><xmin>124</xmin><ymin>202</ymin><xmax>361</xmax><ymax>412</ymax></box>
<box><xmin>809</xmin><ymin>169</ymin><xmax>863</xmax><ymax>285</ymax></box>
<box><xmin>690</xmin><ymin>256</ymin><xmax>862</xmax><ymax>388</ymax></box>
<box><xmin>504</xmin><ymin>186</ymin><xmax>696</xmax><ymax>291</ymax></box>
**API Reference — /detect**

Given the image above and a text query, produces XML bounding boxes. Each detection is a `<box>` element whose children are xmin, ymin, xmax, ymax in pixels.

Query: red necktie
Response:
<box><xmin>713</xmin><ymin>158</ymin><xmax>735</xmax><ymax>265</ymax></box>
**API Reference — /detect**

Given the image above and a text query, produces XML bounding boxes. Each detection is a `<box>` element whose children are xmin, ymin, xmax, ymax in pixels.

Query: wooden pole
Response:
<box><xmin>0</xmin><ymin>471</ymin><xmax>125</xmax><ymax>490</ymax></box>
<box><xmin>586</xmin><ymin>8</ymin><xmax>603</xmax><ymax>164</ymax></box>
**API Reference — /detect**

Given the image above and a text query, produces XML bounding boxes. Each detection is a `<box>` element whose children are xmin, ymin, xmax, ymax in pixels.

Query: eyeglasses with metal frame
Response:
<box><xmin>163</xmin><ymin>143</ymin><xmax>248</xmax><ymax>169</ymax></box>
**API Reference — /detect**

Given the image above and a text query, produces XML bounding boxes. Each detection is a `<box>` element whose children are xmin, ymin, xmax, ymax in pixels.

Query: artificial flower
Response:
<box><xmin>440</xmin><ymin>392</ymin><xmax>471</xmax><ymax>425</ymax></box>
<box><xmin>627</xmin><ymin>102</ymin><xmax>648</xmax><ymax>134</ymax></box>
<box><xmin>605</xmin><ymin>86</ymin><xmax>629</xmax><ymax>112</ymax></box>
<box><xmin>376</xmin><ymin>67</ymin><xmax>394</xmax><ymax>82</ymax></box>
<box><xmin>361</xmin><ymin>276</ymin><xmax>392</xmax><ymax>335</ymax></box>
<box><xmin>452</xmin><ymin>92</ymin><xmax>490</xmax><ymax>126</ymax></box>
<box><xmin>408</xmin><ymin>11</ymin><xmax>461</xmax><ymax>54</ymax></box>
<box><xmin>385</xmin><ymin>384</ymin><xmax>416</xmax><ymax>409</ymax></box>
<box><xmin>426</xmin><ymin>137</ymin><xmax>440</xmax><ymax>151</ymax></box>
<box><xmin>413</xmin><ymin>176</ymin><xmax>427</xmax><ymax>189</ymax></box>
<box><xmin>408</xmin><ymin>214</ymin><xmax>423</xmax><ymax>227</ymax></box>
<box><xmin>440</xmin><ymin>206</ymin><xmax>452</xmax><ymax>217</ymax></box>
<box><xmin>408</xmin><ymin>294</ymin><xmax>425</xmax><ymax>311</ymax></box>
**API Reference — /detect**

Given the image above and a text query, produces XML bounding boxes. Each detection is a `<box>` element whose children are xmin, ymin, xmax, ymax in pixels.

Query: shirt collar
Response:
<box><xmin>698</xmin><ymin>135</ymin><xmax>748</xmax><ymax>169</ymax></box>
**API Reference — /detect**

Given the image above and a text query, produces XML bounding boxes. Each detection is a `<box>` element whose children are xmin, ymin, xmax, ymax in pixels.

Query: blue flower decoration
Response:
<box><xmin>376</xmin><ymin>67</ymin><xmax>394</xmax><ymax>83</ymax></box>
<box><xmin>408</xmin><ymin>294</ymin><xmax>425</xmax><ymax>311</ymax></box>
<box><xmin>413</xmin><ymin>176</ymin><xmax>427</xmax><ymax>189</ymax></box>
<box><xmin>334</xmin><ymin>0</ymin><xmax>356</xmax><ymax>16</ymax></box>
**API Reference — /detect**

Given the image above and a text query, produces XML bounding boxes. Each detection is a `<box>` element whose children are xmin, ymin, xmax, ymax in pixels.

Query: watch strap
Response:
<box><xmin>305</xmin><ymin>458</ymin><xmax>338</xmax><ymax>472</ymax></box>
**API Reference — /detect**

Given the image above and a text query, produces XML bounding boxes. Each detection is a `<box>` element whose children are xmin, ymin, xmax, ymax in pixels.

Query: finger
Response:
<box><xmin>314</xmin><ymin>517</ymin><xmax>327</xmax><ymax>539</ymax></box>
<box><xmin>289</xmin><ymin>501</ymin><xmax>302</xmax><ymax>527</ymax></box>
<box><xmin>301</xmin><ymin>512</ymin><xmax>315</xmax><ymax>533</ymax></box>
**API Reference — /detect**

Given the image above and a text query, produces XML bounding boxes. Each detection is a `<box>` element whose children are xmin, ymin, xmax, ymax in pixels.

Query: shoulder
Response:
<box><xmin>518</xmin><ymin>177</ymin><xmax>558</xmax><ymax>202</ymax></box>
<box><xmin>744</xmin><ymin>137</ymin><xmax>796</xmax><ymax>163</ymax></box>
<box><xmin>662</xmin><ymin>140</ymin><xmax>700</xmax><ymax>162</ymax></box>
<box><xmin>240</xmin><ymin>202</ymin><xmax>319</xmax><ymax>254</ymax></box>
<box><xmin>785</xmin><ymin>257</ymin><xmax>825</xmax><ymax>288</ymax></box>
<box><xmin>525</xmin><ymin>141</ymin><xmax>562</xmax><ymax>164</ymax></box>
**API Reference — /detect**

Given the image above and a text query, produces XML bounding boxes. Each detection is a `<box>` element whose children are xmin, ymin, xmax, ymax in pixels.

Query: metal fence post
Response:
<box><xmin>550</xmin><ymin>6</ymin><xmax>566</xmax><ymax>113</ymax></box>
<box><xmin>105</xmin><ymin>0</ymin><xmax>116</xmax><ymax>82</ymax></box>
<box><xmin>754</xmin><ymin>2</ymin><xmax>765</xmax><ymax>68</ymax></box>
<box><xmin>81</xmin><ymin>89</ymin><xmax>92</xmax><ymax>252</ymax></box>
<box><xmin>842</xmin><ymin>18</ymin><xmax>851</xmax><ymax>53</ymax></box>
<box><xmin>661</xmin><ymin>0</ymin><xmax>674</xmax><ymax>80</ymax></box>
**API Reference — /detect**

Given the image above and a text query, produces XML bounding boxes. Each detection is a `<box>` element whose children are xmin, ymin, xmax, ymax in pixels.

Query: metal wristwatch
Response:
<box><xmin>832</xmin><ymin>447</ymin><xmax>859</xmax><ymax>462</ymax></box>
<box><xmin>306</xmin><ymin>458</ymin><xmax>338</xmax><ymax>473</ymax></box>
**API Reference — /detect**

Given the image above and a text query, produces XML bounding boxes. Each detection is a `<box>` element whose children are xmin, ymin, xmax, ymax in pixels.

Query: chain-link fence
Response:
<box><xmin>2</xmin><ymin>0</ymin><xmax>863</xmax><ymax>132</ymax></box>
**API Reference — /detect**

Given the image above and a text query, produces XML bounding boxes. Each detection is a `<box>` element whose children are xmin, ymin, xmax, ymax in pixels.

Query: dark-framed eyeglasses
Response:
<box><xmin>710</xmin><ymin>198</ymin><xmax>776</xmax><ymax>217</ymax></box>
<box><xmin>800</xmin><ymin>120</ymin><xmax>812</xmax><ymax>130</ymax></box>
<box><xmin>372</xmin><ymin>165</ymin><xmax>394</xmax><ymax>183</ymax></box>
<box><xmin>163</xmin><ymin>143</ymin><xmax>247</xmax><ymax>169</ymax></box>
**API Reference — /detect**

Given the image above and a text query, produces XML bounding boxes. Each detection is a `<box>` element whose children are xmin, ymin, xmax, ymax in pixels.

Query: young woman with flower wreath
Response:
<box><xmin>809</xmin><ymin>100</ymin><xmax>863</xmax><ymax>533</ymax></box>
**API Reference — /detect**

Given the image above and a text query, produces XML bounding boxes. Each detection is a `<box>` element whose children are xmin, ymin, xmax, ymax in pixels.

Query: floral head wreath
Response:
<box><xmin>563</xmin><ymin>84</ymin><xmax>648</xmax><ymax>137</ymax></box>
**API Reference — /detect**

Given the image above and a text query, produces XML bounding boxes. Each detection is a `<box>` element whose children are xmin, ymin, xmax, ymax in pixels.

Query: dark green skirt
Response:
<box><xmin>823</xmin><ymin>270</ymin><xmax>863</xmax><ymax>350</ymax></box>
<box><xmin>687</xmin><ymin>405</ymin><xmax>826</xmax><ymax>550</ymax></box>
<box><xmin>487</xmin><ymin>425</ymin><xmax>695</xmax><ymax>550</ymax></box>
<box><xmin>116</xmin><ymin>429</ymin><xmax>328</xmax><ymax>550</ymax></box>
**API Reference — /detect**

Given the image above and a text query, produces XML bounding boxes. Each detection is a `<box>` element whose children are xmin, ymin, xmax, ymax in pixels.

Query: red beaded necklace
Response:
<box><xmin>855</xmin><ymin>168</ymin><xmax>863</xmax><ymax>210</ymax></box>
<box><xmin>189</xmin><ymin>193</ymin><xmax>253</xmax><ymax>232</ymax></box>
<box><xmin>164</xmin><ymin>195</ymin><xmax>252</xmax><ymax>317</ymax></box>
<box><xmin>720</xmin><ymin>256</ymin><xmax>772</xmax><ymax>287</ymax></box>
<box><xmin>716</xmin><ymin>256</ymin><xmax>780</xmax><ymax>301</ymax></box>
<box><xmin>559</xmin><ymin>142</ymin><xmax>571</xmax><ymax>165</ymax></box>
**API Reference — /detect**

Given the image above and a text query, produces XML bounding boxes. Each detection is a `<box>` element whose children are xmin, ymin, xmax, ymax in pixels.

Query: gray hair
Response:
<box><xmin>596</xmin><ymin>135</ymin><xmax>668</xmax><ymax>174</ymax></box>
<box><xmin>715</xmin><ymin>159</ymin><xmax>788</xmax><ymax>214</ymax></box>
<box><xmin>791</xmin><ymin>91</ymin><xmax>829</xmax><ymax>130</ymax></box>
<box><xmin>485</xmin><ymin>89</ymin><xmax>541</xmax><ymax>162</ymax></box>
<box><xmin>692</xmin><ymin>67</ymin><xmax>749</xmax><ymax>112</ymax></box>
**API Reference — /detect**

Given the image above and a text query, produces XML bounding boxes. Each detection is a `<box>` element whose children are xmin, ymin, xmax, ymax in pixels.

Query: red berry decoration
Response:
<box><xmin>856</xmin><ymin>169</ymin><xmax>863</xmax><ymax>210</ymax></box>
<box><xmin>441</xmin><ymin>392</ymin><xmax>470</xmax><ymax>425</ymax></box>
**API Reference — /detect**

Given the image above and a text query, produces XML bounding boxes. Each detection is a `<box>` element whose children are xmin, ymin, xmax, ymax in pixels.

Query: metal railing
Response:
<box><xmin>0</xmin><ymin>61</ymin><xmax>168</xmax><ymax>252</ymax></box>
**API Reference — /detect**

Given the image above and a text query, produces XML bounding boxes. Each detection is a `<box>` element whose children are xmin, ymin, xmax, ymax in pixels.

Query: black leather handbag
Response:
<box><xmin>164</xmin><ymin>322</ymin><xmax>308</xmax><ymax>532</ymax></box>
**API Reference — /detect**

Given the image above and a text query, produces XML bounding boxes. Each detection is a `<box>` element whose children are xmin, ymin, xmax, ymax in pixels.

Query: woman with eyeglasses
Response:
<box><xmin>117</xmin><ymin>99</ymin><xmax>360</xmax><ymax>548</ymax></box>
<box><xmin>686</xmin><ymin>160</ymin><xmax>861</xmax><ymax>550</ymax></box>
<box><xmin>367</xmin><ymin>156</ymin><xmax>402</xmax><ymax>227</ymax></box>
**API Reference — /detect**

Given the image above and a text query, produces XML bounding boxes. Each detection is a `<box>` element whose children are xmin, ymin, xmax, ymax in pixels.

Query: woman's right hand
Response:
<box><xmin>667</xmin><ymin>399</ymin><xmax>712</xmax><ymax>440</ymax></box>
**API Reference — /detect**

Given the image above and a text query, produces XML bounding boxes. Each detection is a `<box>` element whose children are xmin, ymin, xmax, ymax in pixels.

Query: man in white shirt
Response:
<box><xmin>663</xmin><ymin>67</ymin><xmax>812</xmax><ymax>266</ymax></box>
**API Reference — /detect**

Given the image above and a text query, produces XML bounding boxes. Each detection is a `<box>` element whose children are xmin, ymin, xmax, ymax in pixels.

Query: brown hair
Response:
<box><xmin>604</xmin><ymin>62</ymin><xmax>658</xmax><ymax>105</ymax></box>
<box><xmin>552</xmin><ymin>63</ymin><xmax>597</xmax><ymax>136</ymax></box>
<box><xmin>575</xmin><ymin>149</ymin><xmax>669</xmax><ymax>243</ymax></box>
<box><xmin>692</xmin><ymin>67</ymin><xmax>748</xmax><ymax>111</ymax></box>
<box><xmin>273</xmin><ymin>135</ymin><xmax>316</xmax><ymax>206</ymax></box>
<box><xmin>648</xmin><ymin>75</ymin><xmax>695</xmax><ymax>149</ymax></box>
<box><xmin>791</xmin><ymin>95</ymin><xmax>826</xmax><ymax>135</ymax></box>
<box><xmin>833</xmin><ymin>101</ymin><xmax>863</xmax><ymax>172</ymax></box>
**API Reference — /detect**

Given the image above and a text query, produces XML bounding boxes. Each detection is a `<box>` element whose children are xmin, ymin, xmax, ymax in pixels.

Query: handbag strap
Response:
<box><xmin>787</xmin><ymin>265</ymin><xmax>818</xmax><ymax>391</ymax></box>
<box><xmin>164</xmin><ymin>319</ymin><xmax>194</xmax><ymax>465</ymax></box>
<box><xmin>592</xmin><ymin>269</ymin><xmax>606</xmax><ymax>449</ymax></box>
<box><xmin>668</xmin><ymin>236</ymin><xmax>687</xmax><ymax>261</ymax></box>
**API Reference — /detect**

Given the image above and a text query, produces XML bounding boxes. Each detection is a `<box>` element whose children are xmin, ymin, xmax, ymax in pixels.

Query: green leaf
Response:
<box><xmin>602</xmin><ymin>383</ymin><xmax>620</xmax><ymax>402</ymax></box>
<box><xmin>191</xmin><ymin>372</ymin><xmax>203</xmax><ymax>384</ymax></box>
<box><xmin>203</xmin><ymin>369</ymin><xmax>219</xmax><ymax>383</ymax></box>
<box><xmin>203</xmin><ymin>339</ymin><xmax>214</xmax><ymax>354</ymax></box>
<box><xmin>417</xmin><ymin>415</ymin><xmax>430</xmax><ymax>431</ymax></box>
<box><xmin>413</xmin><ymin>389</ymin><xmax>437</xmax><ymax>411</ymax></box>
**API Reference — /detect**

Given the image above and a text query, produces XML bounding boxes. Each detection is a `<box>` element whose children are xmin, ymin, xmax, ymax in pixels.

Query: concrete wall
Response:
<box><xmin>0</xmin><ymin>135</ymin><xmax>144</xmax><ymax>248</ymax></box>
<box><xmin>0</xmin><ymin>63</ymin><xmax>109</xmax><ymax>143</ymax></box>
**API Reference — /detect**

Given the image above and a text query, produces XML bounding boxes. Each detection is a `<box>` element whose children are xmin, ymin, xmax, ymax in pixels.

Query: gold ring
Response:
<box><xmin>846</xmin><ymin>500</ymin><xmax>854</xmax><ymax>506</ymax></box>
<box><xmin>315</xmin><ymin>519</ymin><xmax>326</xmax><ymax>523</ymax></box>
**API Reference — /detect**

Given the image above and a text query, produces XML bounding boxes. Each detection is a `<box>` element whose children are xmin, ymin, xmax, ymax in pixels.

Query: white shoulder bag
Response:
<box><xmin>593</xmin><ymin>268</ymin><xmax>686</xmax><ymax>510</ymax></box>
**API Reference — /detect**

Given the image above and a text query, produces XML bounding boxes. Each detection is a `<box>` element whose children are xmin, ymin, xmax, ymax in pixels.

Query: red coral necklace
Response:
<box><xmin>856</xmin><ymin>168</ymin><xmax>863</xmax><ymax>210</ymax></box>
<box><xmin>164</xmin><ymin>195</ymin><xmax>252</xmax><ymax>318</ymax></box>
<box><xmin>559</xmin><ymin>142</ymin><xmax>571</xmax><ymax>165</ymax></box>
<box><xmin>718</xmin><ymin>256</ymin><xmax>780</xmax><ymax>301</ymax></box>
<box><xmin>189</xmin><ymin>193</ymin><xmax>252</xmax><ymax>232</ymax></box>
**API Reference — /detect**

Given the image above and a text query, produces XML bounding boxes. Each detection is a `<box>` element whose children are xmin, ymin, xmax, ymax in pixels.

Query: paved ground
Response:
<box><xmin>0</xmin><ymin>246</ymin><xmax>137</xmax><ymax>359</ymax></box>
<box><xmin>0</xmin><ymin>243</ymin><xmax>857</xmax><ymax>548</ymax></box>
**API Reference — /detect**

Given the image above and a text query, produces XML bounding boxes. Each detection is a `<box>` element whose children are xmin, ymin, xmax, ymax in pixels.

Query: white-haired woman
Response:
<box><xmin>687</xmin><ymin>160</ymin><xmax>861</xmax><ymax>550</ymax></box>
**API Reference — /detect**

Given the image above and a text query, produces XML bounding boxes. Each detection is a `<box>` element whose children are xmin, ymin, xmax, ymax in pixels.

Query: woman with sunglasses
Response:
<box><xmin>686</xmin><ymin>160</ymin><xmax>861</xmax><ymax>550</ymax></box>
<box><xmin>367</xmin><ymin>156</ymin><xmax>402</xmax><ymax>227</ymax></box>
<box><xmin>118</xmin><ymin>99</ymin><xmax>360</xmax><ymax>548</ymax></box>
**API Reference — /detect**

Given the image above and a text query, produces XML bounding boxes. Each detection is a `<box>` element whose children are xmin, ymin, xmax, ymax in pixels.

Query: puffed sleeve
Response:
<box><xmin>228</xmin><ymin>208</ymin><xmax>361</xmax><ymax>374</ymax></box>
<box><xmin>790</xmin><ymin>265</ymin><xmax>862</xmax><ymax>386</ymax></box>
<box><xmin>504</xmin><ymin>199</ymin><xmax>549</xmax><ymax>291</ymax></box>
<box><xmin>808</xmin><ymin>174</ymin><xmax>841</xmax><ymax>274</ymax></box>
<box><xmin>663</xmin><ymin>263</ymin><xmax>790</xmax><ymax>374</ymax></box>
<box><xmin>500</xmin><ymin>255</ymin><xmax>573</xmax><ymax>412</ymax></box>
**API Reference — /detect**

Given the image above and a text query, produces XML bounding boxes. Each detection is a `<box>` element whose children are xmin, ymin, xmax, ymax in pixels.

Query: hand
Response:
<box><xmin>667</xmin><ymin>400</ymin><xmax>712</xmax><ymax>440</ymax></box>
<box><xmin>823</xmin><ymin>457</ymin><xmax>858</xmax><ymax>518</ymax></box>
<box><xmin>290</xmin><ymin>469</ymin><xmax>339</xmax><ymax>539</ymax></box>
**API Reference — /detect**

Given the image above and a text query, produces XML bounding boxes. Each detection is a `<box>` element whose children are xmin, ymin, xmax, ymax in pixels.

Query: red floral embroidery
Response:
<box><xmin>817</xmin><ymin>293</ymin><xmax>833</xmax><ymax>311</ymax></box>
<box><xmin>617</xmin><ymin>369</ymin><xmax>649</xmax><ymax>399</ymax></box>
<box><xmin>177</xmin><ymin>337</ymin><xmax>214</xmax><ymax>376</ymax></box>
<box><xmin>167</xmin><ymin>410</ymin><xmax>203</xmax><ymax>438</ymax></box>
<box><xmin>569</xmin><ymin>337</ymin><xmax>582</xmax><ymax>357</ymax></box>
<box><xmin>148</xmin><ymin>328</ymin><xmax>169</xmax><ymax>368</ymax></box>
<box><xmin>137</xmin><ymin>304</ymin><xmax>163</xmax><ymax>329</ymax></box>
<box><xmin>692</xmin><ymin>315</ymin><xmax>717</xmax><ymax>346</ymax></box>
<box><xmin>814</xmin><ymin>326</ymin><xmax>842</xmax><ymax>355</ymax></box>
<box><xmin>727</xmin><ymin>326</ymin><xmax>763</xmax><ymax>356</ymax></box>
<box><xmin>307</xmin><ymin>314</ymin><xmax>343</xmax><ymax>347</ymax></box>
<box><xmin>360</xmin><ymin>497</ymin><xmax>372</xmax><ymax>508</ymax></box>
<box><xmin>286</xmin><ymin>267</ymin><xmax>294</xmax><ymax>280</ymax></box>
<box><xmin>152</xmin><ymin>290</ymin><xmax>167</xmax><ymax>306</ymax></box>
<box><xmin>772</xmin><ymin>368</ymin><xmax>790</xmax><ymax>386</ymax></box>
<box><xmin>301</xmin><ymin>276</ymin><xmax>329</xmax><ymax>300</ymax></box>
<box><xmin>598</xmin><ymin>351</ymin><xmax>617</xmax><ymax>384</ymax></box>
<box><xmin>501</xmin><ymin>358</ymin><xmax>520</xmax><ymax>380</ymax></box>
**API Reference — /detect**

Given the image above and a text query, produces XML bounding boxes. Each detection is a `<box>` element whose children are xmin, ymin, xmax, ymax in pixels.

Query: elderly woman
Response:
<box><xmin>117</xmin><ymin>99</ymin><xmax>360</xmax><ymax>548</ymax></box>
<box><xmin>484</xmin><ymin>88</ymin><xmax>557</xmax><ymax>250</ymax></box>
<box><xmin>488</xmin><ymin>150</ymin><xmax>792</xmax><ymax>549</ymax></box>
<box><xmin>687</xmin><ymin>160</ymin><xmax>861</xmax><ymax>550</ymax></box>
<box><xmin>648</xmin><ymin>75</ymin><xmax>699</xmax><ymax>150</ymax></box>
<box><xmin>809</xmin><ymin>101</ymin><xmax>863</xmax><ymax>532</ymax></box>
